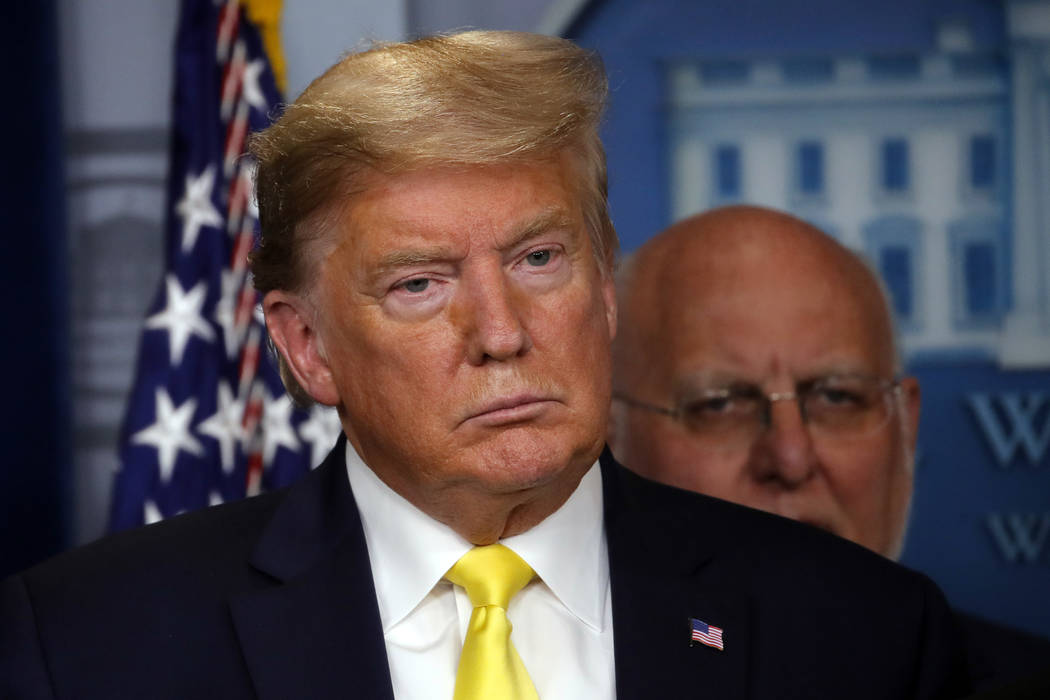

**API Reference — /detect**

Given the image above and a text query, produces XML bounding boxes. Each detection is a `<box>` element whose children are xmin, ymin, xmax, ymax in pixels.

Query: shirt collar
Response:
<box><xmin>501</xmin><ymin>464</ymin><xmax>608</xmax><ymax>631</ymax></box>
<box><xmin>345</xmin><ymin>443</ymin><xmax>608</xmax><ymax>633</ymax></box>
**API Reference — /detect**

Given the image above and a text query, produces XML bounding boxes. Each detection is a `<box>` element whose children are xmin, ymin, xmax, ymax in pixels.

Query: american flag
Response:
<box><xmin>109</xmin><ymin>0</ymin><xmax>341</xmax><ymax>531</ymax></box>
<box><xmin>690</xmin><ymin>617</ymin><xmax>724</xmax><ymax>651</ymax></box>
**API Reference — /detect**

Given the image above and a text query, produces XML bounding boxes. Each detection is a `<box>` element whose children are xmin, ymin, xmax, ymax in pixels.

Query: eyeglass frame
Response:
<box><xmin>611</xmin><ymin>374</ymin><xmax>905</xmax><ymax>441</ymax></box>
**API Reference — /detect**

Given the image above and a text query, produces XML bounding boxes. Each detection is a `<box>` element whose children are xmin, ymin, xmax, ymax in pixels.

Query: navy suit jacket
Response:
<box><xmin>958</xmin><ymin>612</ymin><xmax>1050</xmax><ymax>691</ymax></box>
<box><xmin>2</xmin><ymin>439</ymin><xmax>968</xmax><ymax>699</ymax></box>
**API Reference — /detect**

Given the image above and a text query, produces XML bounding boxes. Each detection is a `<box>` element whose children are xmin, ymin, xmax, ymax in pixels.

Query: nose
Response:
<box><xmin>456</xmin><ymin>268</ymin><xmax>531</xmax><ymax>365</ymax></box>
<box><xmin>747</xmin><ymin>397</ymin><xmax>818</xmax><ymax>489</ymax></box>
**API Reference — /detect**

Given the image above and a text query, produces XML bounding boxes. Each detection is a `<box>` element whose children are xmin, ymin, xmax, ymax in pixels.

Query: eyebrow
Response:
<box><xmin>502</xmin><ymin>208</ymin><xmax>577</xmax><ymax>252</ymax></box>
<box><xmin>674</xmin><ymin>364</ymin><xmax>876</xmax><ymax>396</ymax></box>
<box><xmin>373</xmin><ymin>248</ymin><xmax>456</xmax><ymax>272</ymax></box>
<box><xmin>371</xmin><ymin>208</ymin><xmax>577</xmax><ymax>277</ymax></box>
<box><xmin>673</xmin><ymin>372</ymin><xmax>753</xmax><ymax>400</ymax></box>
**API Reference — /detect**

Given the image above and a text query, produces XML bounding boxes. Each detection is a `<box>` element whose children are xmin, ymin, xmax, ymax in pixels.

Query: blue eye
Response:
<box><xmin>525</xmin><ymin>250</ymin><xmax>551</xmax><ymax>266</ymax></box>
<box><xmin>401</xmin><ymin>278</ymin><xmax>430</xmax><ymax>293</ymax></box>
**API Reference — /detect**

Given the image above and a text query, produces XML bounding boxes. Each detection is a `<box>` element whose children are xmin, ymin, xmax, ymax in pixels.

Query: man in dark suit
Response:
<box><xmin>609</xmin><ymin>206</ymin><xmax>1050</xmax><ymax>692</ymax></box>
<box><xmin>3</xmin><ymin>31</ymin><xmax>968</xmax><ymax>699</ymax></box>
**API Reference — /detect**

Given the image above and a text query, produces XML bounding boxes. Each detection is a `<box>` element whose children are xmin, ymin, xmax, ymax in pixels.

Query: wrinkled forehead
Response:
<box><xmin>310</xmin><ymin>159</ymin><xmax>586</xmax><ymax>267</ymax></box>
<box><xmin>648</xmin><ymin>238</ymin><xmax>897</xmax><ymax>380</ymax></box>
<box><xmin>315</xmin><ymin>154</ymin><xmax>601</xmax><ymax>265</ymax></box>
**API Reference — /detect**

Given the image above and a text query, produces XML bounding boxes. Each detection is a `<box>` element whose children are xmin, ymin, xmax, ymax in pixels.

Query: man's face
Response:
<box><xmin>302</xmin><ymin>157</ymin><xmax>616</xmax><ymax>523</ymax></box>
<box><xmin>612</xmin><ymin>242</ymin><xmax>917</xmax><ymax>557</ymax></box>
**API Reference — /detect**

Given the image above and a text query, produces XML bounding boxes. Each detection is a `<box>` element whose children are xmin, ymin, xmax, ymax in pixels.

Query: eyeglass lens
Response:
<box><xmin>676</xmin><ymin>376</ymin><xmax>896</xmax><ymax>447</ymax></box>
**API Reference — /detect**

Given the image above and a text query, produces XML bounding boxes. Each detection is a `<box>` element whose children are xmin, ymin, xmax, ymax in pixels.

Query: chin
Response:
<box><xmin>466</xmin><ymin>426</ymin><xmax>597</xmax><ymax>493</ymax></box>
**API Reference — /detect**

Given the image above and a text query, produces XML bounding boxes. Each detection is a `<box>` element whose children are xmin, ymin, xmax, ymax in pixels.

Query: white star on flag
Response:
<box><xmin>145</xmin><ymin>274</ymin><xmax>216</xmax><ymax>365</ymax></box>
<box><xmin>175</xmin><ymin>165</ymin><xmax>223</xmax><ymax>253</ymax></box>
<box><xmin>132</xmin><ymin>388</ymin><xmax>204</xmax><ymax>483</ymax></box>
<box><xmin>260</xmin><ymin>391</ymin><xmax>301</xmax><ymax>465</ymax></box>
<box><xmin>145</xmin><ymin>499</ymin><xmax>185</xmax><ymax>525</ymax></box>
<box><xmin>298</xmin><ymin>405</ymin><xmax>343</xmax><ymax>467</ymax></box>
<box><xmin>241</xmin><ymin>58</ymin><xmax>268</xmax><ymax>112</ymax></box>
<box><xmin>144</xmin><ymin>500</ymin><xmax>164</xmax><ymax>525</ymax></box>
<box><xmin>197</xmin><ymin>380</ymin><xmax>245</xmax><ymax>474</ymax></box>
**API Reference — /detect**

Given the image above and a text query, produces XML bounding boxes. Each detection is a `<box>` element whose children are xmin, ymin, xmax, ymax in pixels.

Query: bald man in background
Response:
<box><xmin>609</xmin><ymin>205</ymin><xmax>1050</xmax><ymax>691</ymax></box>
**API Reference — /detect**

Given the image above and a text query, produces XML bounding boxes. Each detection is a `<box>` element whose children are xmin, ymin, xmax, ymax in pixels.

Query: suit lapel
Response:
<box><xmin>230</xmin><ymin>436</ymin><xmax>395</xmax><ymax>700</ymax></box>
<box><xmin>602</xmin><ymin>452</ymin><xmax>750</xmax><ymax>700</ymax></box>
<box><xmin>229</xmin><ymin>443</ymin><xmax>749</xmax><ymax>699</ymax></box>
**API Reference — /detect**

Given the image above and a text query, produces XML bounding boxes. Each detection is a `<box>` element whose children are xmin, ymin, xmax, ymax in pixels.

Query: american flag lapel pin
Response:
<box><xmin>689</xmin><ymin>617</ymin><xmax>725</xmax><ymax>651</ymax></box>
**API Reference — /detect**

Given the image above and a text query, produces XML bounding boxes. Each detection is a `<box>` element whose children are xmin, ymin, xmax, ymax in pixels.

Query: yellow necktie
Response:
<box><xmin>446</xmin><ymin>544</ymin><xmax>539</xmax><ymax>700</ymax></box>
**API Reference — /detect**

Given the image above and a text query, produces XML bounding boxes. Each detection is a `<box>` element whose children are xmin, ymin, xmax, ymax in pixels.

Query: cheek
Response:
<box><xmin>637</xmin><ymin>424</ymin><xmax>742</xmax><ymax>494</ymax></box>
<box><xmin>818</xmin><ymin>441</ymin><xmax>897</xmax><ymax>512</ymax></box>
<box><xmin>533</xmin><ymin>282</ymin><xmax>612</xmax><ymax>366</ymax></box>
<box><xmin>325</xmin><ymin>315</ymin><xmax>447</xmax><ymax>407</ymax></box>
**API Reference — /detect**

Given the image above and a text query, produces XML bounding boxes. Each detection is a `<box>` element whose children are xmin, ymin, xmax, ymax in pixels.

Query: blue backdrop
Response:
<box><xmin>570</xmin><ymin>0</ymin><xmax>1050</xmax><ymax>638</ymax></box>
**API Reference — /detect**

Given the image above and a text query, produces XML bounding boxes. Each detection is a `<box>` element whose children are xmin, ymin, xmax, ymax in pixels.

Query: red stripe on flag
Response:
<box><xmin>224</xmin><ymin>100</ymin><xmax>250</xmax><ymax>178</ymax></box>
<box><xmin>216</xmin><ymin>0</ymin><xmax>239</xmax><ymax>64</ymax></box>
<box><xmin>221</xmin><ymin>40</ymin><xmax>246</xmax><ymax>122</ymax></box>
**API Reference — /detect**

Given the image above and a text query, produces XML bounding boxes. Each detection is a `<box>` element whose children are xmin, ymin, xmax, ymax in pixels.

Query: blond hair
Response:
<box><xmin>249</xmin><ymin>30</ymin><xmax>616</xmax><ymax>404</ymax></box>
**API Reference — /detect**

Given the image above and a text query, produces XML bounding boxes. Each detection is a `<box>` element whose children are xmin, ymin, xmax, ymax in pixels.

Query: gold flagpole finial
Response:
<box><xmin>240</xmin><ymin>0</ymin><xmax>287</xmax><ymax>96</ymax></box>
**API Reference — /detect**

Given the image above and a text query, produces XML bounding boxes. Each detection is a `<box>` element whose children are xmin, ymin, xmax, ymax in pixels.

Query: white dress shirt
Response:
<box><xmin>345</xmin><ymin>443</ymin><xmax>616</xmax><ymax>700</ymax></box>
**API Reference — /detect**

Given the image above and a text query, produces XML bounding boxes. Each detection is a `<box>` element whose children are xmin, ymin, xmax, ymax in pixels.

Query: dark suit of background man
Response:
<box><xmin>609</xmin><ymin>205</ymin><xmax>1050</xmax><ymax>692</ymax></box>
<box><xmin>2</xmin><ymin>31</ymin><xmax>968</xmax><ymax>699</ymax></box>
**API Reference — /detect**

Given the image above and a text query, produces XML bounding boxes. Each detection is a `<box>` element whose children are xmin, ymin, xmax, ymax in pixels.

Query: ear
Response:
<box><xmin>263</xmin><ymin>290</ymin><xmax>341</xmax><ymax>406</ymax></box>
<box><xmin>601</xmin><ymin>271</ymin><xmax>618</xmax><ymax>341</ymax></box>
<box><xmin>899</xmin><ymin>376</ymin><xmax>921</xmax><ymax>453</ymax></box>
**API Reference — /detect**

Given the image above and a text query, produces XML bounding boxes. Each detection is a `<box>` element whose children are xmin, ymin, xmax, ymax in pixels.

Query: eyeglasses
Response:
<box><xmin>613</xmin><ymin>374</ymin><xmax>903</xmax><ymax>449</ymax></box>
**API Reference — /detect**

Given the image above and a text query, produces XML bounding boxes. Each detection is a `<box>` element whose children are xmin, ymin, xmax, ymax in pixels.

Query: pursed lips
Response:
<box><xmin>460</xmin><ymin>393</ymin><xmax>558</xmax><ymax>427</ymax></box>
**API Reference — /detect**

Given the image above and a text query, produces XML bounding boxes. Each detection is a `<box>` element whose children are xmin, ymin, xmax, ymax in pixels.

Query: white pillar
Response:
<box><xmin>1000</xmin><ymin>0</ymin><xmax>1050</xmax><ymax>367</ymax></box>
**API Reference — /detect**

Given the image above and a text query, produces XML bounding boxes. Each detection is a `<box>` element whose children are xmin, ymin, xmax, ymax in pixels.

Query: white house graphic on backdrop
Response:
<box><xmin>668</xmin><ymin>2</ymin><xmax>1050</xmax><ymax>366</ymax></box>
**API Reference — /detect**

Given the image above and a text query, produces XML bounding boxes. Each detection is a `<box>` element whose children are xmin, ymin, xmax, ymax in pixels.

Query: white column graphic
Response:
<box><xmin>1001</xmin><ymin>0</ymin><xmax>1050</xmax><ymax>367</ymax></box>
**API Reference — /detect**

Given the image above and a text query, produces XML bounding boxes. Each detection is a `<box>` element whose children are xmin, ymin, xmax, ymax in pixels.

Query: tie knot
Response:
<box><xmin>446</xmin><ymin>544</ymin><xmax>535</xmax><ymax>609</ymax></box>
